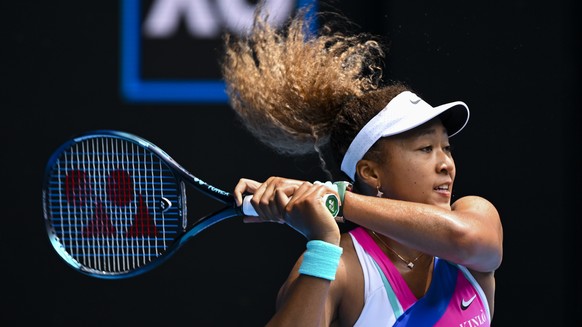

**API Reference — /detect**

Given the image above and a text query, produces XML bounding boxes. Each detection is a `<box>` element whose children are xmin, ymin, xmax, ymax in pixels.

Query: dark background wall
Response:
<box><xmin>2</xmin><ymin>0</ymin><xmax>580</xmax><ymax>325</ymax></box>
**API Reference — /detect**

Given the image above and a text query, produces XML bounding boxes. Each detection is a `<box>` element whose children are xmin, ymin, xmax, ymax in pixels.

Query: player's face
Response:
<box><xmin>376</xmin><ymin>118</ymin><xmax>456</xmax><ymax>209</ymax></box>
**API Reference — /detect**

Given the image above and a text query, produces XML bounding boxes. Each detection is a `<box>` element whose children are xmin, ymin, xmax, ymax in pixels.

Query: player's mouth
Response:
<box><xmin>433</xmin><ymin>183</ymin><xmax>452</xmax><ymax>196</ymax></box>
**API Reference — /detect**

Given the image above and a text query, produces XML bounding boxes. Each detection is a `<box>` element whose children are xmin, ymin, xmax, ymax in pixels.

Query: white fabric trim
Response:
<box><xmin>350</xmin><ymin>232</ymin><xmax>398</xmax><ymax>327</ymax></box>
<box><xmin>455</xmin><ymin>264</ymin><xmax>492</xmax><ymax>321</ymax></box>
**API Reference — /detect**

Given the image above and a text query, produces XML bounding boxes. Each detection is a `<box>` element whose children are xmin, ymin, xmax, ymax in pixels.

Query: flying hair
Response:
<box><xmin>221</xmin><ymin>5</ymin><xmax>385</xmax><ymax>159</ymax></box>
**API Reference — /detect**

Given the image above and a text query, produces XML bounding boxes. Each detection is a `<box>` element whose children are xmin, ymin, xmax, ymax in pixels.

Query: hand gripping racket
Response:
<box><xmin>42</xmin><ymin>130</ymin><xmax>341</xmax><ymax>279</ymax></box>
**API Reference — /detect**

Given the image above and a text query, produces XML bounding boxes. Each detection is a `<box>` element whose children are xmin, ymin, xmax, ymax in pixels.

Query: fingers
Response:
<box><xmin>233</xmin><ymin>178</ymin><xmax>261</xmax><ymax>206</ymax></box>
<box><xmin>284</xmin><ymin>181</ymin><xmax>315</xmax><ymax>213</ymax></box>
<box><xmin>235</xmin><ymin>177</ymin><xmax>340</xmax><ymax>234</ymax></box>
<box><xmin>280</xmin><ymin>183</ymin><xmax>341</xmax><ymax>241</ymax></box>
<box><xmin>249</xmin><ymin>177</ymin><xmax>301</xmax><ymax>219</ymax></box>
<box><xmin>286</xmin><ymin>182</ymin><xmax>338</xmax><ymax>219</ymax></box>
<box><xmin>247</xmin><ymin>181</ymin><xmax>319</xmax><ymax>224</ymax></box>
<box><xmin>234</xmin><ymin>176</ymin><xmax>301</xmax><ymax>221</ymax></box>
<box><xmin>275</xmin><ymin>188</ymin><xmax>291</xmax><ymax>218</ymax></box>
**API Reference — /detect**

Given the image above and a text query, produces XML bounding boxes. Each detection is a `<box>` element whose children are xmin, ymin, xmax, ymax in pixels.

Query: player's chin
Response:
<box><xmin>429</xmin><ymin>193</ymin><xmax>452</xmax><ymax>209</ymax></box>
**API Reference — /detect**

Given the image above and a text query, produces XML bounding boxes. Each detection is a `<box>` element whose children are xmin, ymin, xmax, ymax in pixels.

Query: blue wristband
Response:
<box><xmin>298</xmin><ymin>240</ymin><xmax>343</xmax><ymax>281</ymax></box>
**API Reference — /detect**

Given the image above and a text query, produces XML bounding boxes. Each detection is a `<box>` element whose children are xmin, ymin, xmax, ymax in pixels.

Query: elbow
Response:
<box><xmin>448</xmin><ymin>223</ymin><xmax>503</xmax><ymax>272</ymax></box>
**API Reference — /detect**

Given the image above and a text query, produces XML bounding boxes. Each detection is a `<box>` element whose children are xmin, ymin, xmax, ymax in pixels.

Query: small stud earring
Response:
<box><xmin>376</xmin><ymin>185</ymin><xmax>384</xmax><ymax>198</ymax></box>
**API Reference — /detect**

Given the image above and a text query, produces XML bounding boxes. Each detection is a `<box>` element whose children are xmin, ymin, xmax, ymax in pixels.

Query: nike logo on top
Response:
<box><xmin>461</xmin><ymin>294</ymin><xmax>477</xmax><ymax>310</ymax></box>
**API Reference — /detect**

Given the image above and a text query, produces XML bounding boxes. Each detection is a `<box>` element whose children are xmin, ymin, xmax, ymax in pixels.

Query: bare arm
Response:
<box><xmin>343</xmin><ymin>193</ymin><xmax>503</xmax><ymax>272</ymax></box>
<box><xmin>267</xmin><ymin>255</ymin><xmax>346</xmax><ymax>327</ymax></box>
<box><xmin>233</xmin><ymin>177</ymin><xmax>345</xmax><ymax>326</ymax></box>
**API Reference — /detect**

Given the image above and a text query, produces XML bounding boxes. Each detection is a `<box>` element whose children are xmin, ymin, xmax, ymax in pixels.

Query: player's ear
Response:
<box><xmin>355</xmin><ymin>159</ymin><xmax>381</xmax><ymax>194</ymax></box>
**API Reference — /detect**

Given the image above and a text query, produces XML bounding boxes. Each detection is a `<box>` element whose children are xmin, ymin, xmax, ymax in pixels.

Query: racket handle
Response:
<box><xmin>242</xmin><ymin>195</ymin><xmax>258</xmax><ymax>216</ymax></box>
<box><xmin>241</xmin><ymin>194</ymin><xmax>342</xmax><ymax>221</ymax></box>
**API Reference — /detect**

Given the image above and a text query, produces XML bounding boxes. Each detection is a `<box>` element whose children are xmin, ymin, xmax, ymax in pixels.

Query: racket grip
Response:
<box><xmin>241</xmin><ymin>194</ymin><xmax>342</xmax><ymax>222</ymax></box>
<box><xmin>242</xmin><ymin>195</ymin><xmax>258</xmax><ymax>216</ymax></box>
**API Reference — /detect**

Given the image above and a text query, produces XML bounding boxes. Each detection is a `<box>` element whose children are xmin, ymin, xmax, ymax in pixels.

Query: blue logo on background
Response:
<box><xmin>120</xmin><ymin>0</ymin><xmax>317</xmax><ymax>103</ymax></box>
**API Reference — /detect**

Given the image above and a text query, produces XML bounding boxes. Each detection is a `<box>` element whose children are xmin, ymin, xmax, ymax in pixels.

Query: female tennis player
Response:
<box><xmin>224</xmin><ymin>6</ymin><xmax>503</xmax><ymax>326</ymax></box>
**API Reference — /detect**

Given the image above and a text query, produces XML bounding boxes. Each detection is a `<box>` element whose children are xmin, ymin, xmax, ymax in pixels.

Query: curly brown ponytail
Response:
<box><xmin>222</xmin><ymin>6</ymin><xmax>410</xmax><ymax>179</ymax></box>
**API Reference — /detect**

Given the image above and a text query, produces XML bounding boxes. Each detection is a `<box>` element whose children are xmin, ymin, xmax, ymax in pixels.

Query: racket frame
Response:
<box><xmin>42</xmin><ymin>130</ymin><xmax>244</xmax><ymax>279</ymax></box>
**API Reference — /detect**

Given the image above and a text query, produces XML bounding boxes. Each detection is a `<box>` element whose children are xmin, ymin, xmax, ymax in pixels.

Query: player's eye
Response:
<box><xmin>420</xmin><ymin>146</ymin><xmax>433</xmax><ymax>153</ymax></box>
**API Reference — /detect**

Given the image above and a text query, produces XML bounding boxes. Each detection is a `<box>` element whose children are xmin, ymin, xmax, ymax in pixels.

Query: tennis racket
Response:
<box><xmin>42</xmin><ymin>130</ymin><xmax>341</xmax><ymax>279</ymax></box>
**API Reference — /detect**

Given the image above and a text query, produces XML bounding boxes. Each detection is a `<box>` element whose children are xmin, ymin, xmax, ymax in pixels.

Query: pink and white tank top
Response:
<box><xmin>350</xmin><ymin>227</ymin><xmax>490</xmax><ymax>326</ymax></box>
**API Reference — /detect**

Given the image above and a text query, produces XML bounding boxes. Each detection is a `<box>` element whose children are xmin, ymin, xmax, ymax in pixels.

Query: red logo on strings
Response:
<box><xmin>65</xmin><ymin>169</ymin><xmax>158</xmax><ymax>237</ymax></box>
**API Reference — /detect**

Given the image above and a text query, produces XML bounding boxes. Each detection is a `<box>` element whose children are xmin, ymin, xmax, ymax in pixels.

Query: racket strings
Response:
<box><xmin>47</xmin><ymin>136</ymin><xmax>181</xmax><ymax>274</ymax></box>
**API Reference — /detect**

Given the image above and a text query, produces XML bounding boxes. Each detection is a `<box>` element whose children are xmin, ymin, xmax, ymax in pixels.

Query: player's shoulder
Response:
<box><xmin>452</xmin><ymin>195</ymin><xmax>497</xmax><ymax>210</ymax></box>
<box><xmin>339</xmin><ymin>231</ymin><xmax>354</xmax><ymax>250</ymax></box>
<box><xmin>334</xmin><ymin>231</ymin><xmax>364</xmax><ymax>305</ymax></box>
<box><xmin>452</xmin><ymin>196</ymin><xmax>501</xmax><ymax>223</ymax></box>
<box><xmin>335</xmin><ymin>232</ymin><xmax>358</xmax><ymax>273</ymax></box>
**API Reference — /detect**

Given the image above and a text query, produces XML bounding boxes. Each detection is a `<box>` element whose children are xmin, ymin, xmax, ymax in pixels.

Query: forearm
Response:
<box><xmin>343</xmin><ymin>192</ymin><xmax>502</xmax><ymax>271</ymax></box>
<box><xmin>267</xmin><ymin>239</ymin><xmax>343</xmax><ymax>327</ymax></box>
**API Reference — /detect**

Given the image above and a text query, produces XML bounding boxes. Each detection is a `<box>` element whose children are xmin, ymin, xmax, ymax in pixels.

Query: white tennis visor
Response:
<box><xmin>340</xmin><ymin>91</ymin><xmax>470</xmax><ymax>181</ymax></box>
